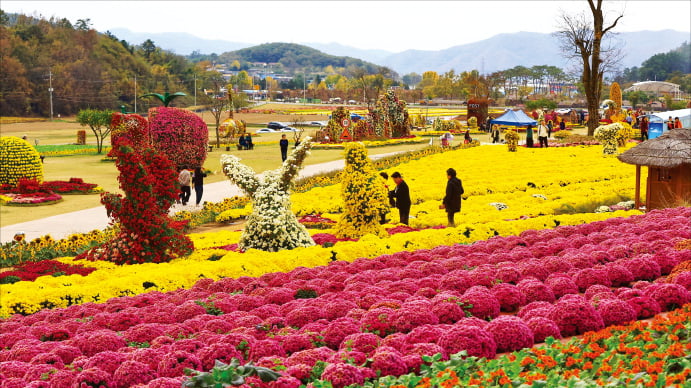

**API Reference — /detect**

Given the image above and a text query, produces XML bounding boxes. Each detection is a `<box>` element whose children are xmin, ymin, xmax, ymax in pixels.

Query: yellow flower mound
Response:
<box><xmin>0</xmin><ymin>136</ymin><xmax>43</xmax><ymax>186</ymax></box>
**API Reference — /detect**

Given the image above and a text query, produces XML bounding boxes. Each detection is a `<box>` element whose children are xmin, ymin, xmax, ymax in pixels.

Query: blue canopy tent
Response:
<box><xmin>490</xmin><ymin>110</ymin><xmax>537</xmax><ymax>127</ymax></box>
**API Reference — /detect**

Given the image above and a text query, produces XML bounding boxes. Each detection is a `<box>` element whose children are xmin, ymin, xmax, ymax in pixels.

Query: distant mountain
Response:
<box><xmin>108</xmin><ymin>28</ymin><xmax>690</xmax><ymax>75</ymax></box>
<box><xmin>379</xmin><ymin>30</ymin><xmax>691</xmax><ymax>75</ymax></box>
<box><xmin>304</xmin><ymin>42</ymin><xmax>394</xmax><ymax>65</ymax></box>
<box><xmin>109</xmin><ymin>28</ymin><xmax>253</xmax><ymax>55</ymax></box>
<box><xmin>218</xmin><ymin>43</ymin><xmax>385</xmax><ymax>73</ymax></box>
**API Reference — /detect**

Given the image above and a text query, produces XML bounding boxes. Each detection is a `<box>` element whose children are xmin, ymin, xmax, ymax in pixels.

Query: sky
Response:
<box><xmin>3</xmin><ymin>0</ymin><xmax>690</xmax><ymax>52</ymax></box>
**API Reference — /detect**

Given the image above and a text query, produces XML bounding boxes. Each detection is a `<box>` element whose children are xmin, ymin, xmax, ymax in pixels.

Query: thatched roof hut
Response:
<box><xmin>618</xmin><ymin>128</ymin><xmax>691</xmax><ymax>167</ymax></box>
<box><xmin>617</xmin><ymin>128</ymin><xmax>691</xmax><ymax>210</ymax></box>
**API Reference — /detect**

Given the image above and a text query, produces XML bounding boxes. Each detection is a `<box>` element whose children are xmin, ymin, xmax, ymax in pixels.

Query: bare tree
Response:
<box><xmin>554</xmin><ymin>0</ymin><xmax>624</xmax><ymax>135</ymax></box>
<box><xmin>290</xmin><ymin>115</ymin><xmax>307</xmax><ymax>146</ymax></box>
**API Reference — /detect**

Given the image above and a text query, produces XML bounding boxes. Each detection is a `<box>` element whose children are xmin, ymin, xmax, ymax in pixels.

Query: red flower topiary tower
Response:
<box><xmin>77</xmin><ymin>143</ymin><xmax>193</xmax><ymax>265</ymax></box>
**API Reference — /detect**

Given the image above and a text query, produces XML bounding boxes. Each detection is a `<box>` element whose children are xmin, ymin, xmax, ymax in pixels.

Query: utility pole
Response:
<box><xmin>48</xmin><ymin>69</ymin><xmax>54</xmax><ymax>121</ymax></box>
<box><xmin>134</xmin><ymin>75</ymin><xmax>137</xmax><ymax>113</ymax></box>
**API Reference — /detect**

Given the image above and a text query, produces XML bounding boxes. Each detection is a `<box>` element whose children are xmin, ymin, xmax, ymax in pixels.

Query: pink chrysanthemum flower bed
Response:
<box><xmin>1</xmin><ymin>207</ymin><xmax>689</xmax><ymax>387</ymax></box>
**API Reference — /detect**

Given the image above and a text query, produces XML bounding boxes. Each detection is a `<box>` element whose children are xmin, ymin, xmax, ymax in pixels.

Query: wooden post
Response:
<box><xmin>635</xmin><ymin>165</ymin><xmax>641</xmax><ymax>210</ymax></box>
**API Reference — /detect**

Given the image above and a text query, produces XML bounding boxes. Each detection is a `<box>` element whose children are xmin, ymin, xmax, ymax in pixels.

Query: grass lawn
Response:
<box><xmin>1</xmin><ymin>135</ymin><xmax>431</xmax><ymax>226</ymax></box>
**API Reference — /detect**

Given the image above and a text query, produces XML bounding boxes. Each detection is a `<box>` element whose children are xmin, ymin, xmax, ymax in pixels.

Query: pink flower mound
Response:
<box><xmin>644</xmin><ymin>283</ymin><xmax>691</xmax><ymax>310</ymax></box>
<box><xmin>517</xmin><ymin>301</ymin><xmax>554</xmax><ymax>321</ymax></box>
<box><xmin>485</xmin><ymin>316</ymin><xmax>534</xmax><ymax>353</ymax></box>
<box><xmin>495</xmin><ymin>263</ymin><xmax>522</xmax><ymax>284</ymax></box>
<box><xmin>526</xmin><ymin>317</ymin><xmax>562</xmax><ymax>343</ymax></box>
<box><xmin>545</xmin><ymin>275</ymin><xmax>579</xmax><ymax>298</ymax></box>
<box><xmin>144</xmin><ymin>376</ymin><xmax>187</xmax><ymax>388</ymax></box>
<box><xmin>461</xmin><ymin>288</ymin><xmax>500</xmax><ymax>320</ymax></box>
<box><xmin>280</xmin><ymin>334</ymin><xmax>314</xmax><ymax>355</ymax></box>
<box><xmin>437</xmin><ymin>325</ymin><xmax>496</xmax><ymax>359</ymax></box>
<box><xmin>323</xmin><ymin>318</ymin><xmax>360</xmax><ymax>349</ymax></box>
<box><xmin>573</xmin><ymin>268</ymin><xmax>612</xmax><ymax>292</ymax></box>
<box><xmin>439</xmin><ymin>270</ymin><xmax>473</xmax><ymax>293</ymax></box>
<box><xmin>406</xmin><ymin>325</ymin><xmax>444</xmax><ymax>345</ymax></box>
<box><xmin>75</xmin><ymin>367</ymin><xmax>111</xmax><ymax>388</ymax></box>
<box><xmin>268</xmin><ymin>375</ymin><xmax>302</xmax><ymax>388</ymax></box>
<box><xmin>172</xmin><ymin>301</ymin><xmax>207</xmax><ymax>322</ymax></box>
<box><xmin>320</xmin><ymin>363</ymin><xmax>365</xmax><ymax>388</ymax></box>
<box><xmin>672</xmin><ymin>271</ymin><xmax>691</xmax><ymax>291</ymax></box>
<box><xmin>285</xmin><ymin>306</ymin><xmax>323</xmax><ymax>328</ymax></box>
<box><xmin>548</xmin><ymin>296</ymin><xmax>604</xmax><ymax>336</ymax></box>
<box><xmin>360</xmin><ymin>307</ymin><xmax>396</xmax><ymax>336</ymax></box>
<box><xmin>73</xmin><ymin>329</ymin><xmax>127</xmax><ymax>357</ymax></box>
<box><xmin>516</xmin><ymin>279</ymin><xmax>555</xmax><ymax>304</ymax></box>
<box><xmin>432</xmin><ymin>301</ymin><xmax>465</xmax><ymax>324</ymax></box>
<box><xmin>148</xmin><ymin>107</ymin><xmax>208</xmax><ymax>170</ymax></box>
<box><xmin>197</xmin><ymin>343</ymin><xmax>243</xmax><ymax>370</ymax></box>
<box><xmin>340</xmin><ymin>333</ymin><xmax>380</xmax><ymax>355</ymax></box>
<box><xmin>156</xmin><ymin>350</ymin><xmax>202</xmax><ymax>378</ymax></box>
<box><xmin>491</xmin><ymin>283</ymin><xmax>526</xmax><ymax>312</ymax></box>
<box><xmin>392</xmin><ymin>305</ymin><xmax>439</xmax><ymax>333</ymax></box>
<box><xmin>81</xmin><ymin>351</ymin><xmax>128</xmax><ymax>375</ymax></box>
<box><xmin>112</xmin><ymin>360</ymin><xmax>157</xmax><ymax>388</ymax></box>
<box><xmin>251</xmin><ymin>339</ymin><xmax>286</xmax><ymax>360</ymax></box>
<box><xmin>596</xmin><ymin>298</ymin><xmax>637</xmax><ymax>326</ymax></box>
<box><xmin>605</xmin><ymin>264</ymin><xmax>635</xmax><ymax>287</ymax></box>
<box><xmin>584</xmin><ymin>284</ymin><xmax>614</xmax><ymax>300</ymax></box>
<box><xmin>124</xmin><ymin>323</ymin><xmax>166</xmax><ymax>343</ymax></box>
<box><xmin>622</xmin><ymin>257</ymin><xmax>662</xmax><ymax>281</ymax></box>
<box><xmin>626</xmin><ymin>296</ymin><xmax>662</xmax><ymax>319</ymax></box>
<box><xmin>49</xmin><ymin>344</ymin><xmax>82</xmax><ymax>365</ymax></box>
<box><xmin>370</xmin><ymin>346</ymin><xmax>408</xmax><ymax>377</ymax></box>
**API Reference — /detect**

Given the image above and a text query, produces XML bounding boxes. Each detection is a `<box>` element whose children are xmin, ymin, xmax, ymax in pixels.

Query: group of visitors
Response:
<box><xmin>177</xmin><ymin>167</ymin><xmax>206</xmax><ymax>206</ymax></box>
<box><xmin>439</xmin><ymin>130</ymin><xmax>472</xmax><ymax>147</ymax></box>
<box><xmin>383</xmin><ymin>168</ymin><xmax>464</xmax><ymax>228</ymax></box>
<box><xmin>238</xmin><ymin>133</ymin><xmax>254</xmax><ymax>150</ymax></box>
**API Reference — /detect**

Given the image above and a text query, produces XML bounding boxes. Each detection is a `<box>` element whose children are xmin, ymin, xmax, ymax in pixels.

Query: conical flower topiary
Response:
<box><xmin>335</xmin><ymin>142</ymin><xmax>389</xmax><ymax>239</ymax></box>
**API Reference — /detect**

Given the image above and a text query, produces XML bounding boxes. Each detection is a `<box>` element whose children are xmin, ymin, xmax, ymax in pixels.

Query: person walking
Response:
<box><xmin>440</xmin><ymin>168</ymin><xmax>464</xmax><ymax>227</ymax></box>
<box><xmin>639</xmin><ymin>116</ymin><xmax>649</xmax><ymax>141</ymax></box>
<box><xmin>537</xmin><ymin>119</ymin><xmax>549</xmax><ymax>148</ymax></box>
<box><xmin>674</xmin><ymin>117</ymin><xmax>682</xmax><ymax>128</ymax></box>
<box><xmin>546</xmin><ymin>120</ymin><xmax>554</xmax><ymax>138</ymax></box>
<box><xmin>389</xmin><ymin>172</ymin><xmax>411</xmax><ymax>225</ymax></box>
<box><xmin>525</xmin><ymin>124</ymin><xmax>534</xmax><ymax>148</ymax></box>
<box><xmin>178</xmin><ymin>168</ymin><xmax>192</xmax><ymax>206</ymax></box>
<box><xmin>280</xmin><ymin>134</ymin><xmax>289</xmax><ymax>162</ymax></box>
<box><xmin>192</xmin><ymin>166</ymin><xmax>207</xmax><ymax>206</ymax></box>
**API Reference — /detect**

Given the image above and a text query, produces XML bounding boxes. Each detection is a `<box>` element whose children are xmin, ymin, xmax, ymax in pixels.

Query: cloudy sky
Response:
<box><xmin>3</xmin><ymin>0</ymin><xmax>690</xmax><ymax>52</ymax></box>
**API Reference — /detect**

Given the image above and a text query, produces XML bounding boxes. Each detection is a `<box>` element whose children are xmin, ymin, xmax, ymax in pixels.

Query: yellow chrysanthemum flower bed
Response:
<box><xmin>0</xmin><ymin>209</ymin><xmax>634</xmax><ymax>316</ymax></box>
<box><xmin>0</xmin><ymin>144</ymin><xmax>645</xmax><ymax>316</ymax></box>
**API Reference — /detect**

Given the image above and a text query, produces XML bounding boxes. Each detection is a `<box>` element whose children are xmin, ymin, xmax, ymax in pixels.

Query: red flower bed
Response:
<box><xmin>2</xmin><ymin>207</ymin><xmax>690</xmax><ymax>387</ymax></box>
<box><xmin>0</xmin><ymin>260</ymin><xmax>96</xmax><ymax>283</ymax></box>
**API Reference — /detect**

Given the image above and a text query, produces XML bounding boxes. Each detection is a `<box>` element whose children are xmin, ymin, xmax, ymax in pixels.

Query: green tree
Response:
<box><xmin>622</xmin><ymin>90</ymin><xmax>648</xmax><ymax>108</ymax></box>
<box><xmin>76</xmin><ymin>109</ymin><xmax>115</xmax><ymax>154</ymax></box>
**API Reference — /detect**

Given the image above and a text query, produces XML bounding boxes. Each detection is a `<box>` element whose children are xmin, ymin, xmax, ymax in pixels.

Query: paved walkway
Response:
<box><xmin>0</xmin><ymin>153</ymin><xmax>401</xmax><ymax>244</ymax></box>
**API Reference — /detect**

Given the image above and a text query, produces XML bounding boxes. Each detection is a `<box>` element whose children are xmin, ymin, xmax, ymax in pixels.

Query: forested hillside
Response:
<box><xmin>218</xmin><ymin>42</ymin><xmax>390</xmax><ymax>75</ymax></box>
<box><xmin>0</xmin><ymin>11</ymin><xmax>204</xmax><ymax>117</ymax></box>
<box><xmin>618</xmin><ymin>42</ymin><xmax>691</xmax><ymax>91</ymax></box>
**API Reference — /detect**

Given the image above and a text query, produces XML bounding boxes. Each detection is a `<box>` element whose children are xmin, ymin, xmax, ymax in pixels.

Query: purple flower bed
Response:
<box><xmin>1</xmin><ymin>207</ymin><xmax>689</xmax><ymax>387</ymax></box>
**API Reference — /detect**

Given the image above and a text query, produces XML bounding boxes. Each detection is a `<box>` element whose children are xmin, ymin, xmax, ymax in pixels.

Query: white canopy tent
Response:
<box><xmin>650</xmin><ymin>108</ymin><xmax>691</xmax><ymax>128</ymax></box>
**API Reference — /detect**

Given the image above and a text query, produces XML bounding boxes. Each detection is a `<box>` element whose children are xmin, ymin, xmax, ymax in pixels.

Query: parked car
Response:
<box><xmin>256</xmin><ymin>128</ymin><xmax>278</xmax><ymax>134</ymax></box>
<box><xmin>309</xmin><ymin>121</ymin><xmax>327</xmax><ymax>126</ymax></box>
<box><xmin>281</xmin><ymin>127</ymin><xmax>298</xmax><ymax>132</ymax></box>
<box><xmin>267</xmin><ymin>122</ymin><xmax>286</xmax><ymax>130</ymax></box>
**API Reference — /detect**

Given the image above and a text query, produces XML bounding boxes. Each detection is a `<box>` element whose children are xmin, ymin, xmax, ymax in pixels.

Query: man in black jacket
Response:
<box><xmin>440</xmin><ymin>168</ymin><xmax>464</xmax><ymax>227</ymax></box>
<box><xmin>389</xmin><ymin>171</ymin><xmax>411</xmax><ymax>225</ymax></box>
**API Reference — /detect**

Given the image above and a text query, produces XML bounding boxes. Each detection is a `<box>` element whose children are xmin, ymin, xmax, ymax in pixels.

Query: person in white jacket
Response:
<box><xmin>537</xmin><ymin>120</ymin><xmax>549</xmax><ymax>148</ymax></box>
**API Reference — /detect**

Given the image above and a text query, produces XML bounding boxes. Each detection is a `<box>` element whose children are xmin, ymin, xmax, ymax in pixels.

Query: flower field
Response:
<box><xmin>1</xmin><ymin>142</ymin><xmax>690</xmax><ymax>388</ymax></box>
<box><xmin>0</xmin><ymin>207</ymin><xmax>689</xmax><ymax>387</ymax></box>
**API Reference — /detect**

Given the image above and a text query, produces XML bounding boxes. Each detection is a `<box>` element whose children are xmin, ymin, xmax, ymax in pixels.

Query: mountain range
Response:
<box><xmin>110</xmin><ymin>28</ymin><xmax>690</xmax><ymax>75</ymax></box>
